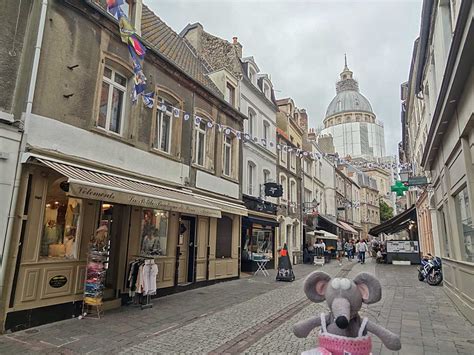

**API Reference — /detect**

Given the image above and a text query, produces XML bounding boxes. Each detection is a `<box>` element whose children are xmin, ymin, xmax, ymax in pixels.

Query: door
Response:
<box><xmin>177</xmin><ymin>220</ymin><xmax>190</xmax><ymax>284</ymax></box>
<box><xmin>100</xmin><ymin>203</ymin><xmax>127</xmax><ymax>300</ymax></box>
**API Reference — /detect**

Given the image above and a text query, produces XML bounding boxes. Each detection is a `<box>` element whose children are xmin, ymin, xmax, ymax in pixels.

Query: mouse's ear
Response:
<box><xmin>304</xmin><ymin>271</ymin><xmax>331</xmax><ymax>303</ymax></box>
<box><xmin>353</xmin><ymin>272</ymin><xmax>381</xmax><ymax>304</ymax></box>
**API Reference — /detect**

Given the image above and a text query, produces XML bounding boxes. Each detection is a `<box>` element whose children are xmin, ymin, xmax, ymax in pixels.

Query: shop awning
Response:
<box><xmin>195</xmin><ymin>195</ymin><xmax>248</xmax><ymax>216</ymax></box>
<box><xmin>317</xmin><ymin>214</ymin><xmax>343</xmax><ymax>232</ymax></box>
<box><xmin>308</xmin><ymin>230</ymin><xmax>338</xmax><ymax>240</ymax></box>
<box><xmin>338</xmin><ymin>221</ymin><xmax>359</xmax><ymax>235</ymax></box>
<box><xmin>369</xmin><ymin>205</ymin><xmax>417</xmax><ymax>236</ymax></box>
<box><xmin>35</xmin><ymin>156</ymin><xmax>222</xmax><ymax>218</ymax></box>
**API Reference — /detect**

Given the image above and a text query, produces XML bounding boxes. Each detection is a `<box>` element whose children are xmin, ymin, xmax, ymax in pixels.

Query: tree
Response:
<box><xmin>379</xmin><ymin>199</ymin><xmax>394</xmax><ymax>222</ymax></box>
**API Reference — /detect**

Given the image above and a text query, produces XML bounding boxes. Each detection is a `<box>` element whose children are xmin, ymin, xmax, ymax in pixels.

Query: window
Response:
<box><xmin>454</xmin><ymin>187</ymin><xmax>473</xmax><ymax>262</ymax></box>
<box><xmin>286</xmin><ymin>225</ymin><xmax>292</xmax><ymax>246</ymax></box>
<box><xmin>439</xmin><ymin>206</ymin><xmax>450</xmax><ymax>258</ymax></box>
<box><xmin>248</xmin><ymin>108</ymin><xmax>255</xmax><ymax>136</ymax></box>
<box><xmin>263</xmin><ymin>169</ymin><xmax>270</xmax><ymax>183</ymax></box>
<box><xmin>140</xmin><ymin>209</ymin><xmax>168</xmax><ymax>256</ymax></box>
<box><xmin>216</xmin><ymin>216</ymin><xmax>233</xmax><ymax>258</ymax></box>
<box><xmin>264</xmin><ymin>84</ymin><xmax>270</xmax><ymax>99</ymax></box>
<box><xmin>290</xmin><ymin>152</ymin><xmax>296</xmax><ymax>170</ymax></box>
<box><xmin>281</xmin><ymin>149</ymin><xmax>287</xmax><ymax>164</ymax></box>
<box><xmin>247</xmin><ymin>162</ymin><xmax>256</xmax><ymax>195</ymax></box>
<box><xmin>195</xmin><ymin>120</ymin><xmax>207</xmax><ymax>166</ymax></box>
<box><xmin>226</xmin><ymin>82</ymin><xmax>235</xmax><ymax>106</ymax></box>
<box><xmin>223</xmin><ymin>135</ymin><xmax>232</xmax><ymax>176</ymax></box>
<box><xmin>98</xmin><ymin>65</ymin><xmax>127</xmax><ymax>135</ymax></box>
<box><xmin>280</xmin><ymin>175</ymin><xmax>287</xmax><ymax>201</ymax></box>
<box><xmin>249</xmin><ymin>68</ymin><xmax>256</xmax><ymax>85</ymax></box>
<box><xmin>41</xmin><ymin>174</ymin><xmax>82</xmax><ymax>259</ymax></box>
<box><xmin>304</xmin><ymin>189</ymin><xmax>312</xmax><ymax>204</ymax></box>
<box><xmin>154</xmin><ymin>99</ymin><xmax>172</xmax><ymax>153</ymax></box>
<box><xmin>304</xmin><ymin>159</ymin><xmax>312</xmax><ymax>174</ymax></box>
<box><xmin>290</xmin><ymin>180</ymin><xmax>296</xmax><ymax>204</ymax></box>
<box><xmin>263</xmin><ymin>121</ymin><xmax>270</xmax><ymax>142</ymax></box>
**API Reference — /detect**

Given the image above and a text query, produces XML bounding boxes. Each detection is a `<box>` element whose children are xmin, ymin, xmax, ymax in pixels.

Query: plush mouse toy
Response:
<box><xmin>293</xmin><ymin>271</ymin><xmax>401</xmax><ymax>355</ymax></box>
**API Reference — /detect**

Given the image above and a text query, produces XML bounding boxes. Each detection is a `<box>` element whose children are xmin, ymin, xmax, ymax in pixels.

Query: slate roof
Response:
<box><xmin>140</xmin><ymin>5</ymin><xmax>222</xmax><ymax>97</ymax></box>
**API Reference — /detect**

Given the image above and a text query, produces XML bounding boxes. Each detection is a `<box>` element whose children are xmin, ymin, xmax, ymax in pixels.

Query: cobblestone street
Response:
<box><xmin>0</xmin><ymin>258</ymin><xmax>472</xmax><ymax>354</ymax></box>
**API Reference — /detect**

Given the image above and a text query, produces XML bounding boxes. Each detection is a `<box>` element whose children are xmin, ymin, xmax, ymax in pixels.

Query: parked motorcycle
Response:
<box><xmin>418</xmin><ymin>254</ymin><xmax>443</xmax><ymax>286</ymax></box>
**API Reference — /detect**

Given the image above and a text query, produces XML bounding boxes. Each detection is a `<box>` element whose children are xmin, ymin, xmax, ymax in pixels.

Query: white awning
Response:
<box><xmin>307</xmin><ymin>230</ymin><xmax>338</xmax><ymax>240</ymax></box>
<box><xmin>195</xmin><ymin>195</ymin><xmax>248</xmax><ymax>216</ymax></box>
<box><xmin>34</xmin><ymin>156</ymin><xmax>222</xmax><ymax>218</ymax></box>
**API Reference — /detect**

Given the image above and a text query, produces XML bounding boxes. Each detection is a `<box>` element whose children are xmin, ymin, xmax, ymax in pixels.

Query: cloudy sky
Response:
<box><xmin>147</xmin><ymin>0</ymin><xmax>422</xmax><ymax>156</ymax></box>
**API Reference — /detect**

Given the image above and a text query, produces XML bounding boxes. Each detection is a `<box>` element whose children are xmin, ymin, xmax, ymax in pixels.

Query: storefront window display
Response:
<box><xmin>242</xmin><ymin>224</ymin><xmax>273</xmax><ymax>260</ymax></box>
<box><xmin>140</xmin><ymin>209</ymin><xmax>168</xmax><ymax>256</ymax></box>
<box><xmin>40</xmin><ymin>177</ymin><xmax>81</xmax><ymax>259</ymax></box>
<box><xmin>454</xmin><ymin>187</ymin><xmax>473</xmax><ymax>263</ymax></box>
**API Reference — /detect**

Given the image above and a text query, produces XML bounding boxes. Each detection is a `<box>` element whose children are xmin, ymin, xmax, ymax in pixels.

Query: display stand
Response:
<box><xmin>80</xmin><ymin>226</ymin><xmax>109</xmax><ymax>319</ymax></box>
<box><xmin>129</xmin><ymin>256</ymin><xmax>155</xmax><ymax>310</ymax></box>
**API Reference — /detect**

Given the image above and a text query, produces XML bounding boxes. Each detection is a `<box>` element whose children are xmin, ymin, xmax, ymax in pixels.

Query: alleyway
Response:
<box><xmin>0</xmin><ymin>258</ymin><xmax>472</xmax><ymax>354</ymax></box>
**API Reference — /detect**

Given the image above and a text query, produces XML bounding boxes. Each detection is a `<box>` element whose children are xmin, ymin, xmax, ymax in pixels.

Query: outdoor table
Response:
<box><xmin>254</xmin><ymin>258</ymin><xmax>270</xmax><ymax>276</ymax></box>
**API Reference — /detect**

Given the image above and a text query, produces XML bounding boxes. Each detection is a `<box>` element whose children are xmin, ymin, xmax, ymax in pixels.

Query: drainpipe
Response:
<box><xmin>0</xmin><ymin>0</ymin><xmax>48</xmax><ymax>325</ymax></box>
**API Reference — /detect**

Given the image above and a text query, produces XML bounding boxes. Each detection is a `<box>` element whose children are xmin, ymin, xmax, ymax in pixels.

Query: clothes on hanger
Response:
<box><xmin>127</xmin><ymin>258</ymin><xmax>158</xmax><ymax>297</ymax></box>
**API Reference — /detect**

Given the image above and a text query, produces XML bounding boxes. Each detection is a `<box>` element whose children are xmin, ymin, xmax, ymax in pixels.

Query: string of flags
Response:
<box><xmin>105</xmin><ymin>1</ymin><xmax>414</xmax><ymax>171</ymax></box>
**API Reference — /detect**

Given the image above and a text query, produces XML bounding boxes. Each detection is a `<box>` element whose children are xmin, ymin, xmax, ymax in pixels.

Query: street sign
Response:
<box><xmin>391</xmin><ymin>180</ymin><xmax>408</xmax><ymax>196</ymax></box>
<box><xmin>264</xmin><ymin>182</ymin><xmax>283</xmax><ymax>197</ymax></box>
<box><xmin>408</xmin><ymin>176</ymin><xmax>428</xmax><ymax>186</ymax></box>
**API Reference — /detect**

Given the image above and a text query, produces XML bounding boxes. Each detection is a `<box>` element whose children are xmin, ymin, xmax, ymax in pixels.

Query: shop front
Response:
<box><xmin>4</xmin><ymin>155</ymin><xmax>245</xmax><ymax>331</ymax></box>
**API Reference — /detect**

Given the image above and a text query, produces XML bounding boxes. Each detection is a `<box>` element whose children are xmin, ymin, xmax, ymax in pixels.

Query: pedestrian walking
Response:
<box><xmin>344</xmin><ymin>240</ymin><xmax>352</xmax><ymax>261</ymax></box>
<box><xmin>352</xmin><ymin>240</ymin><xmax>356</xmax><ymax>259</ymax></box>
<box><xmin>336</xmin><ymin>238</ymin><xmax>344</xmax><ymax>266</ymax></box>
<box><xmin>359</xmin><ymin>239</ymin><xmax>367</xmax><ymax>264</ymax></box>
<box><xmin>355</xmin><ymin>240</ymin><xmax>360</xmax><ymax>262</ymax></box>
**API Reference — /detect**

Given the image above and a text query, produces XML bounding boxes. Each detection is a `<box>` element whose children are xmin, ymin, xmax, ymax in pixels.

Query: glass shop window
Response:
<box><xmin>140</xmin><ymin>209</ymin><xmax>168</xmax><ymax>256</ymax></box>
<box><xmin>454</xmin><ymin>187</ymin><xmax>473</xmax><ymax>263</ymax></box>
<box><xmin>40</xmin><ymin>176</ymin><xmax>81</xmax><ymax>259</ymax></box>
<box><xmin>242</xmin><ymin>224</ymin><xmax>274</xmax><ymax>261</ymax></box>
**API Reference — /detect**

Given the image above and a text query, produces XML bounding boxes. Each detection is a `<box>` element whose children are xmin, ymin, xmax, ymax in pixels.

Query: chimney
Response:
<box><xmin>232</xmin><ymin>36</ymin><xmax>242</xmax><ymax>58</ymax></box>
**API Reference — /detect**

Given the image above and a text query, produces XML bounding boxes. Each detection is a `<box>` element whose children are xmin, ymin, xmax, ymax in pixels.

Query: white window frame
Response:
<box><xmin>195</xmin><ymin>120</ymin><xmax>207</xmax><ymax>167</ymax></box>
<box><xmin>263</xmin><ymin>120</ymin><xmax>270</xmax><ymax>142</ymax></box>
<box><xmin>154</xmin><ymin>99</ymin><xmax>173</xmax><ymax>153</ymax></box>
<box><xmin>226</xmin><ymin>82</ymin><xmax>235</xmax><ymax>106</ymax></box>
<box><xmin>248</xmin><ymin>108</ymin><xmax>255</xmax><ymax>136</ymax></box>
<box><xmin>223</xmin><ymin>135</ymin><xmax>232</xmax><ymax>177</ymax></box>
<box><xmin>247</xmin><ymin>161</ymin><xmax>256</xmax><ymax>195</ymax></box>
<box><xmin>290</xmin><ymin>179</ymin><xmax>297</xmax><ymax>204</ymax></box>
<box><xmin>280</xmin><ymin>174</ymin><xmax>287</xmax><ymax>202</ymax></box>
<box><xmin>263</xmin><ymin>169</ymin><xmax>270</xmax><ymax>183</ymax></box>
<box><xmin>98</xmin><ymin>65</ymin><xmax>127</xmax><ymax>136</ymax></box>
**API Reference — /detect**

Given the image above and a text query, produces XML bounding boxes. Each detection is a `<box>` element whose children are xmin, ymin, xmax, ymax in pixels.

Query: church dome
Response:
<box><xmin>325</xmin><ymin>58</ymin><xmax>374</xmax><ymax>118</ymax></box>
<box><xmin>325</xmin><ymin>91</ymin><xmax>373</xmax><ymax>117</ymax></box>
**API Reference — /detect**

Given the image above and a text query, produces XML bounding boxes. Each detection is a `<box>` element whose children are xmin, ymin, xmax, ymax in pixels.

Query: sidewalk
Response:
<box><xmin>0</xmin><ymin>260</ymin><xmax>342</xmax><ymax>354</ymax></box>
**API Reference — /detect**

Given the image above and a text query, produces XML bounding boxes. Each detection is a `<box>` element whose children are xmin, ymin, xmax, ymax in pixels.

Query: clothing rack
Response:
<box><xmin>127</xmin><ymin>256</ymin><xmax>158</xmax><ymax>310</ymax></box>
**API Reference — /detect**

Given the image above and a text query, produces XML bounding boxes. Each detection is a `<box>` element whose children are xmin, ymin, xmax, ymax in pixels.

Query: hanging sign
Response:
<box><xmin>264</xmin><ymin>183</ymin><xmax>283</xmax><ymax>197</ymax></box>
<box><xmin>407</xmin><ymin>176</ymin><xmax>428</xmax><ymax>186</ymax></box>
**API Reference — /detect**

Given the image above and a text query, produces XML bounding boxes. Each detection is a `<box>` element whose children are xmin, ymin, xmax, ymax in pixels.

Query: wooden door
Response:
<box><xmin>177</xmin><ymin>220</ymin><xmax>190</xmax><ymax>284</ymax></box>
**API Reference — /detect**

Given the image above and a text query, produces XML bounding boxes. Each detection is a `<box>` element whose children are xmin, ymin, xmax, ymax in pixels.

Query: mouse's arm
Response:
<box><xmin>293</xmin><ymin>314</ymin><xmax>330</xmax><ymax>338</ymax></box>
<box><xmin>366</xmin><ymin>320</ymin><xmax>401</xmax><ymax>351</ymax></box>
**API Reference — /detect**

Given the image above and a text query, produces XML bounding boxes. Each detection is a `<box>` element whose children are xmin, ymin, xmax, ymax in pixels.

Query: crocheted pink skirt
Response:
<box><xmin>317</xmin><ymin>333</ymin><xmax>372</xmax><ymax>355</ymax></box>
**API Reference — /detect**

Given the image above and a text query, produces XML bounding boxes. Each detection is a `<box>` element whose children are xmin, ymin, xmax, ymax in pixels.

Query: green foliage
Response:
<box><xmin>379</xmin><ymin>199</ymin><xmax>394</xmax><ymax>222</ymax></box>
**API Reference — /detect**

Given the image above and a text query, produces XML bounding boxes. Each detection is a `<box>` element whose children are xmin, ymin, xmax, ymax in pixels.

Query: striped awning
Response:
<box><xmin>36</xmin><ymin>157</ymin><xmax>222</xmax><ymax>218</ymax></box>
<box><xmin>338</xmin><ymin>221</ymin><xmax>359</xmax><ymax>235</ymax></box>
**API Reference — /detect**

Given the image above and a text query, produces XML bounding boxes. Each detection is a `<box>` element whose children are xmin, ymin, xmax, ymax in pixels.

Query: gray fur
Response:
<box><xmin>293</xmin><ymin>271</ymin><xmax>402</xmax><ymax>351</ymax></box>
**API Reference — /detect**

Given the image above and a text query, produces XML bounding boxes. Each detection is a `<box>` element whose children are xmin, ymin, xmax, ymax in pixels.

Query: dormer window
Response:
<box><xmin>249</xmin><ymin>67</ymin><xmax>257</xmax><ymax>85</ymax></box>
<box><xmin>263</xmin><ymin>83</ymin><xmax>270</xmax><ymax>99</ymax></box>
<box><xmin>225</xmin><ymin>82</ymin><xmax>236</xmax><ymax>107</ymax></box>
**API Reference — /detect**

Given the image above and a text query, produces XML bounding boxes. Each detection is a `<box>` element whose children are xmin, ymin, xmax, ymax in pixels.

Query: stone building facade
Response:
<box><xmin>0</xmin><ymin>0</ymin><xmax>248</xmax><ymax>332</ymax></box>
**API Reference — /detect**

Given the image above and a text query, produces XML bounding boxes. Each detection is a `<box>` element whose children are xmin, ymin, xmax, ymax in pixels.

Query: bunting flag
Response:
<box><xmin>104</xmin><ymin>1</ymin><xmax>414</xmax><ymax>171</ymax></box>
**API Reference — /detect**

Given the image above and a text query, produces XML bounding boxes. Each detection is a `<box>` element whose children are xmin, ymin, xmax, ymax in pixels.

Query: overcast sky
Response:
<box><xmin>147</xmin><ymin>0</ymin><xmax>422</xmax><ymax>156</ymax></box>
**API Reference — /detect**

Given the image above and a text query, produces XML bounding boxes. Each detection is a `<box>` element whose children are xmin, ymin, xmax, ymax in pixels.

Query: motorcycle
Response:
<box><xmin>418</xmin><ymin>254</ymin><xmax>443</xmax><ymax>286</ymax></box>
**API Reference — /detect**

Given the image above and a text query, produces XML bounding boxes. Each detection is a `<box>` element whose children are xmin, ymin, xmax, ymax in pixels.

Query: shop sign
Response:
<box><xmin>69</xmin><ymin>184</ymin><xmax>221</xmax><ymax>218</ymax></box>
<box><xmin>407</xmin><ymin>176</ymin><xmax>428</xmax><ymax>186</ymax></box>
<box><xmin>386</xmin><ymin>240</ymin><xmax>419</xmax><ymax>253</ymax></box>
<box><xmin>49</xmin><ymin>275</ymin><xmax>68</xmax><ymax>288</ymax></box>
<box><xmin>264</xmin><ymin>183</ymin><xmax>283</xmax><ymax>197</ymax></box>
